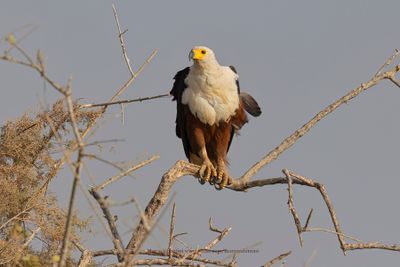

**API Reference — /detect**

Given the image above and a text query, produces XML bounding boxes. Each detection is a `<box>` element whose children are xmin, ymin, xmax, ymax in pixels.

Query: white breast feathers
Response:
<box><xmin>182</xmin><ymin>66</ymin><xmax>240</xmax><ymax>125</ymax></box>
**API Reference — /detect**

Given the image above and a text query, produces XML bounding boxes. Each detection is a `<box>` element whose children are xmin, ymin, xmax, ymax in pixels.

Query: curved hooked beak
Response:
<box><xmin>188</xmin><ymin>50</ymin><xmax>194</xmax><ymax>61</ymax></box>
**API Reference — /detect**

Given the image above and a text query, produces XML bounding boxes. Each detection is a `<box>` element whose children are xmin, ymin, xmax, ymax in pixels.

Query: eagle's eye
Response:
<box><xmin>201</xmin><ymin>50</ymin><xmax>206</xmax><ymax>54</ymax></box>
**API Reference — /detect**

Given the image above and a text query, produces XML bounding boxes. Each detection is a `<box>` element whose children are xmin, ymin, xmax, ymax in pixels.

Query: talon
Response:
<box><xmin>213</xmin><ymin>173</ymin><xmax>222</xmax><ymax>185</ymax></box>
<box><xmin>198</xmin><ymin>161</ymin><xmax>216</xmax><ymax>184</ymax></box>
<box><xmin>215</xmin><ymin>164</ymin><xmax>230</xmax><ymax>190</ymax></box>
<box><xmin>219</xmin><ymin>176</ymin><xmax>228</xmax><ymax>189</ymax></box>
<box><xmin>215</xmin><ymin>183</ymin><xmax>223</xmax><ymax>190</ymax></box>
<box><xmin>211</xmin><ymin>167</ymin><xmax>217</xmax><ymax>178</ymax></box>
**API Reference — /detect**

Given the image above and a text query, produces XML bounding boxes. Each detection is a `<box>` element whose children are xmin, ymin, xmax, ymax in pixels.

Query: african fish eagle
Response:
<box><xmin>170</xmin><ymin>46</ymin><xmax>261</xmax><ymax>189</ymax></box>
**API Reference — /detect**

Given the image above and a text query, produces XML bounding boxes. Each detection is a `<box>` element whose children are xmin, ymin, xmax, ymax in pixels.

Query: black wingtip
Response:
<box><xmin>240</xmin><ymin>92</ymin><xmax>261</xmax><ymax>117</ymax></box>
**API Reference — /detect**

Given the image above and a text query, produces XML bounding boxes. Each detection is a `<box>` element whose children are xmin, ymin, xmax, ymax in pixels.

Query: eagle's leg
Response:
<box><xmin>215</xmin><ymin>159</ymin><xmax>230</xmax><ymax>190</ymax></box>
<box><xmin>212</xmin><ymin>123</ymin><xmax>232</xmax><ymax>189</ymax></box>
<box><xmin>188</xmin><ymin>126</ymin><xmax>217</xmax><ymax>184</ymax></box>
<box><xmin>199</xmin><ymin>148</ymin><xmax>217</xmax><ymax>184</ymax></box>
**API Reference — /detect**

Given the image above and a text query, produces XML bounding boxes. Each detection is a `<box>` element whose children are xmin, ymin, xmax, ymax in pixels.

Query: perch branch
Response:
<box><xmin>157</xmin><ymin>161</ymin><xmax>400</xmax><ymax>255</ymax></box>
<box><xmin>237</xmin><ymin>59</ymin><xmax>400</xmax><ymax>184</ymax></box>
<box><xmin>124</xmin><ymin>161</ymin><xmax>199</xmax><ymax>263</ymax></box>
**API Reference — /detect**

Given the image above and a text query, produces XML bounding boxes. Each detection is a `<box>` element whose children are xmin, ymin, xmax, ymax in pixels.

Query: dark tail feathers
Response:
<box><xmin>240</xmin><ymin>92</ymin><xmax>261</xmax><ymax>117</ymax></box>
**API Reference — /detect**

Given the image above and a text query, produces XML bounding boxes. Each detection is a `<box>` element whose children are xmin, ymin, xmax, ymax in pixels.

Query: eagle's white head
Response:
<box><xmin>189</xmin><ymin>46</ymin><xmax>219</xmax><ymax>69</ymax></box>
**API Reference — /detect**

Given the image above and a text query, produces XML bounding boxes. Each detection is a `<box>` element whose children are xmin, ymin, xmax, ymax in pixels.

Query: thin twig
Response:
<box><xmin>80</xmin><ymin>93</ymin><xmax>170</xmax><ymax>108</ymax></box>
<box><xmin>0</xmin><ymin>206</ymin><xmax>34</xmax><ymax>231</ymax></box>
<box><xmin>304</xmin><ymin>228</ymin><xmax>362</xmax><ymax>243</ymax></box>
<box><xmin>185</xmin><ymin>226</ymin><xmax>232</xmax><ymax>262</ymax></box>
<box><xmin>283</xmin><ymin>169</ymin><xmax>303</xmax><ymax>246</ymax></box>
<box><xmin>131</xmin><ymin>197</ymin><xmax>151</xmax><ymax>232</ymax></box>
<box><xmin>0</xmin><ymin>52</ymin><xmax>66</xmax><ymax>94</ymax></box>
<box><xmin>168</xmin><ymin>203</ymin><xmax>176</xmax><ymax>259</ymax></box>
<box><xmin>374</xmin><ymin>49</ymin><xmax>399</xmax><ymax>77</ymax></box>
<box><xmin>112</xmin><ymin>4</ymin><xmax>134</xmax><ymax>76</ymax></box>
<box><xmin>89</xmin><ymin>188</ymin><xmax>125</xmax><ymax>261</ymax></box>
<box><xmin>60</xmin><ymin>88</ymin><xmax>86</xmax><ymax>267</ymax></box>
<box><xmin>95</xmin><ymin>155</ymin><xmax>159</xmax><ymax>191</ymax></box>
<box><xmin>286</xmin><ymin>170</ymin><xmax>347</xmax><ymax>254</ymax></box>
<box><xmin>83</xmin><ymin>153</ymin><xmax>131</xmax><ymax>174</ymax></box>
<box><xmin>4</xmin><ymin>24</ymin><xmax>38</xmax><ymax>54</ymax></box>
<box><xmin>23</xmin><ymin>227</ymin><xmax>41</xmax><ymax>248</ymax></box>
<box><xmin>389</xmin><ymin>77</ymin><xmax>400</xmax><ymax>88</ymax></box>
<box><xmin>109</xmin><ymin>49</ymin><xmax>158</xmax><ymax>103</ymax></box>
<box><xmin>303</xmin><ymin>208</ymin><xmax>314</xmax><ymax>230</ymax></box>
<box><xmin>209</xmin><ymin>218</ymin><xmax>224</xmax><ymax>234</ymax></box>
<box><xmin>262</xmin><ymin>250</ymin><xmax>291</xmax><ymax>267</ymax></box>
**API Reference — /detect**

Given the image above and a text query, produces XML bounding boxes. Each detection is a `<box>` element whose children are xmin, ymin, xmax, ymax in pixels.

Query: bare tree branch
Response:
<box><xmin>209</xmin><ymin>217</ymin><xmax>224</xmax><ymax>234</ymax></box>
<box><xmin>60</xmin><ymin>88</ymin><xmax>86</xmax><ymax>267</ymax></box>
<box><xmin>168</xmin><ymin>203</ymin><xmax>176</xmax><ymax>259</ymax></box>
<box><xmin>95</xmin><ymin>248</ymin><xmax>235</xmax><ymax>266</ymax></box>
<box><xmin>284</xmin><ymin>169</ymin><xmax>303</xmax><ymax>246</ymax></box>
<box><xmin>389</xmin><ymin>76</ymin><xmax>400</xmax><ymax>88</ymax></box>
<box><xmin>304</xmin><ymin>228</ymin><xmax>362</xmax><ymax>243</ymax></box>
<box><xmin>112</xmin><ymin>4</ymin><xmax>134</xmax><ymax>76</ymax></box>
<box><xmin>186</xmin><ymin>226</ymin><xmax>232</xmax><ymax>262</ymax></box>
<box><xmin>262</xmin><ymin>250</ymin><xmax>291</xmax><ymax>267</ymax></box>
<box><xmin>94</xmin><ymin>155</ymin><xmax>159</xmax><ymax>191</ymax></box>
<box><xmin>344</xmin><ymin>242</ymin><xmax>400</xmax><ymax>252</ymax></box>
<box><xmin>124</xmin><ymin>161</ymin><xmax>198</xmax><ymax>262</ymax></box>
<box><xmin>79</xmin><ymin>93</ymin><xmax>171</xmax><ymax>108</ymax></box>
<box><xmin>236</xmin><ymin>60</ymin><xmax>400</xmax><ymax>184</ymax></box>
<box><xmin>89</xmin><ymin>188</ymin><xmax>125</xmax><ymax>261</ymax></box>
<box><xmin>374</xmin><ymin>49</ymin><xmax>399</xmax><ymax>77</ymax></box>
<box><xmin>77</xmin><ymin>250</ymin><xmax>93</xmax><ymax>267</ymax></box>
<box><xmin>0</xmin><ymin>50</ymin><xmax>66</xmax><ymax>94</ymax></box>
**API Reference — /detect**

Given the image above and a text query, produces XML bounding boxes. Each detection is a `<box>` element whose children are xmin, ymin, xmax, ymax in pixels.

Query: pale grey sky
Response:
<box><xmin>1</xmin><ymin>1</ymin><xmax>400</xmax><ymax>266</ymax></box>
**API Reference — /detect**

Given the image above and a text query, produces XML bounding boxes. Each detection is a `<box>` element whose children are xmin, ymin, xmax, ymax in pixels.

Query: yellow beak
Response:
<box><xmin>190</xmin><ymin>49</ymin><xmax>205</xmax><ymax>60</ymax></box>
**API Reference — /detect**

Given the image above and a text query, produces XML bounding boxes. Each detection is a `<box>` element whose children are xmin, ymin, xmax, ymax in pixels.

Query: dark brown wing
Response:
<box><xmin>226</xmin><ymin>65</ymin><xmax>262</xmax><ymax>152</ymax></box>
<box><xmin>170</xmin><ymin>67</ymin><xmax>191</xmax><ymax>159</ymax></box>
<box><xmin>240</xmin><ymin>92</ymin><xmax>262</xmax><ymax>117</ymax></box>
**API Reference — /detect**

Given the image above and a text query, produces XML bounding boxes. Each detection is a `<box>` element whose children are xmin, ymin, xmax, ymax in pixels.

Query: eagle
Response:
<box><xmin>170</xmin><ymin>46</ymin><xmax>261</xmax><ymax>189</ymax></box>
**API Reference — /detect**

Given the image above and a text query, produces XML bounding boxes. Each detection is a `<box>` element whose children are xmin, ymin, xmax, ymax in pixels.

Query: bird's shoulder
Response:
<box><xmin>170</xmin><ymin>67</ymin><xmax>190</xmax><ymax>100</ymax></box>
<box><xmin>228</xmin><ymin>65</ymin><xmax>239</xmax><ymax>78</ymax></box>
<box><xmin>173</xmin><ymin>66</ymin><xmax>190</xmax><ymax>80</ymax></box>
